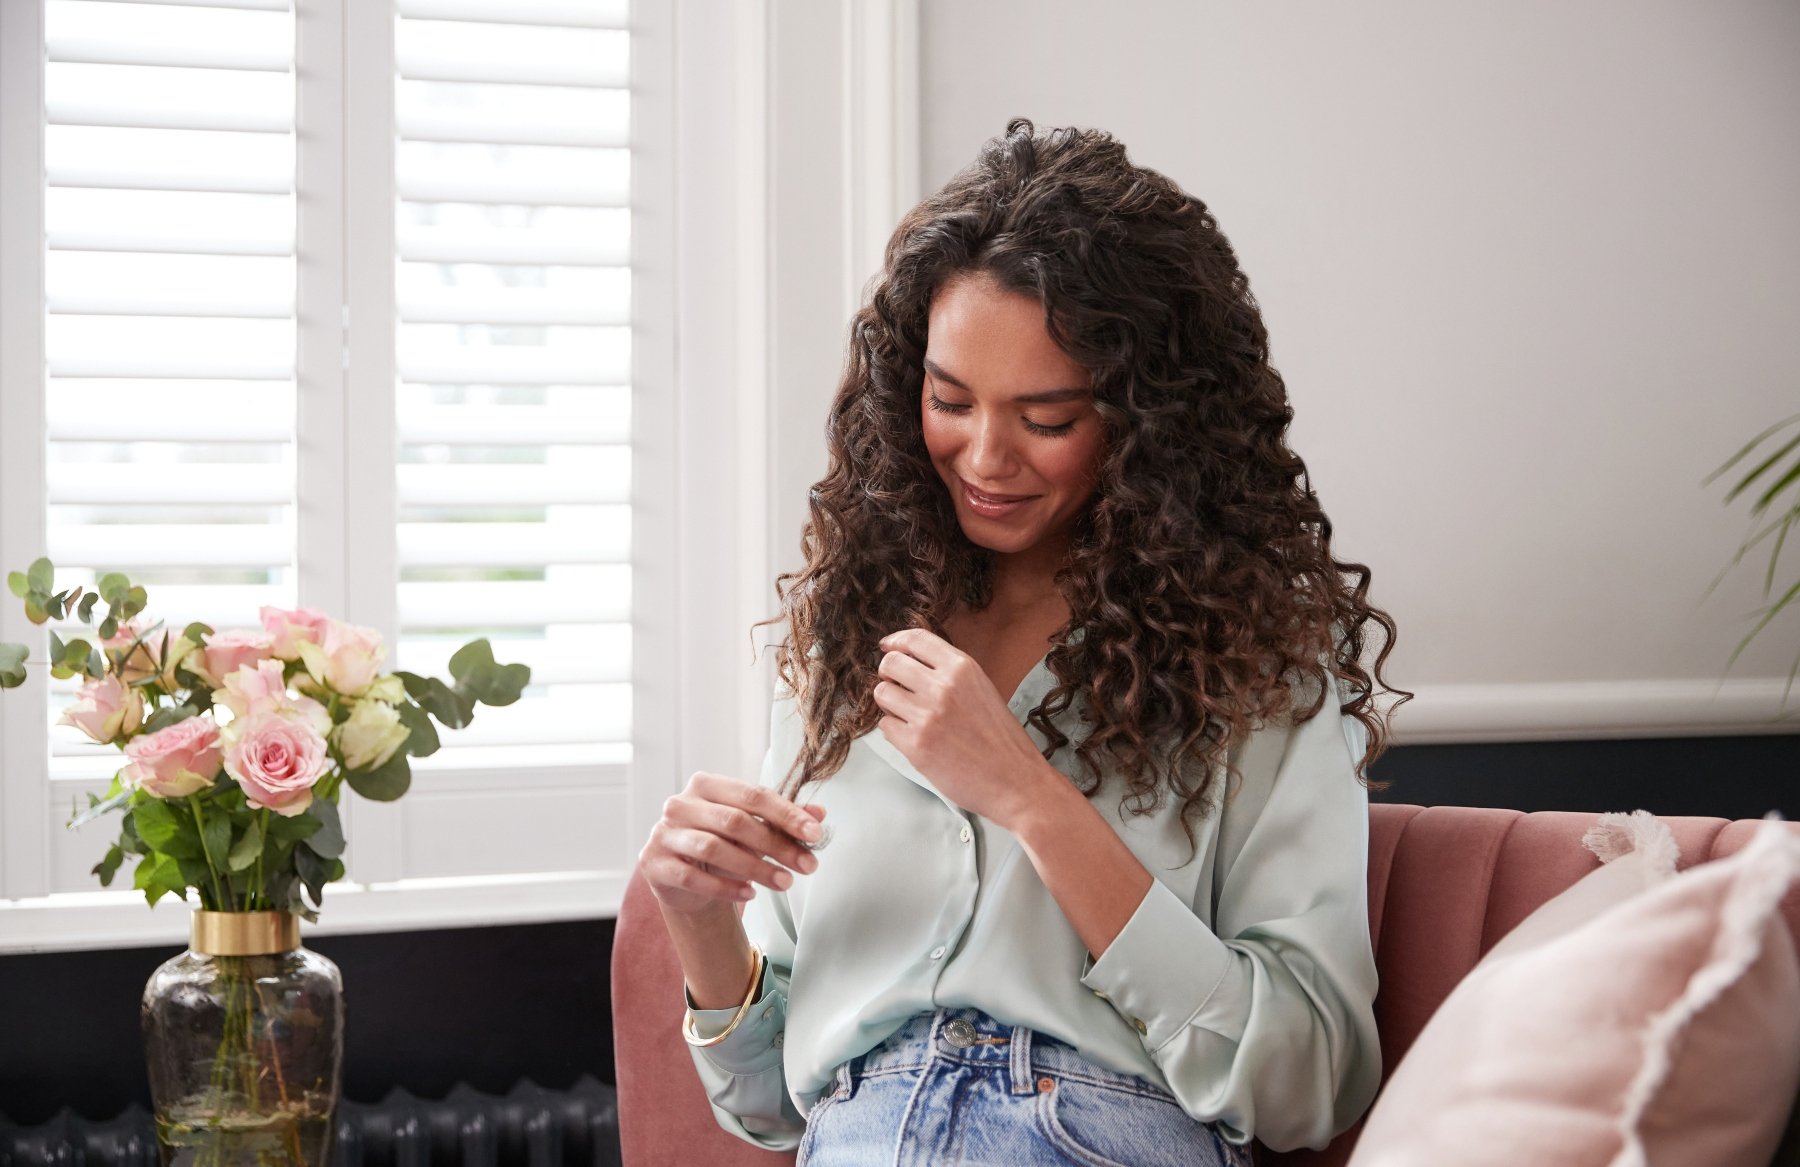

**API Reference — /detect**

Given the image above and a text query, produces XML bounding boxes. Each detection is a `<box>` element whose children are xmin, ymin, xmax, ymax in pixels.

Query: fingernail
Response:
<box><xmin>774</xmin><ymin>870</ymin><xmax>793</xmax><ymax>890</ymax></box>
<box><xmin>801</xmin><ymin>820</ymin><xmax>823</xmax><ymax>842</ymax></box>
<box><xmin>799</xmin><ymin>853</ymin><xmax>819</xmax><ymax>874</ymax></box>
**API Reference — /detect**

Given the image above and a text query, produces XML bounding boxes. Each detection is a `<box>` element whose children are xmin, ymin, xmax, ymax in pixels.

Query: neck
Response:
<box><xmin>986</xmin><ymin>536</ymin><xmax>1070</xmax><ymax>614</ymax></box>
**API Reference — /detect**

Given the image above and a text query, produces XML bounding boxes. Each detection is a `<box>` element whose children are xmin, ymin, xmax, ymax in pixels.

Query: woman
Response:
<box><xmin>639</xmin><ymin>119</ymin><xmax>1410</xmax><ymax>1165</ymax></box>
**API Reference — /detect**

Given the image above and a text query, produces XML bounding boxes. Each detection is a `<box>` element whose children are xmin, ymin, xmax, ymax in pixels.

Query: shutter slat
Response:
<box><xmin>399</xmin><ymin>578</ymin><xmax>628</xmax><ymax>627</ymax></box>
<box><xmin>396</xmin><ymin>174</ymin><xmax>624</xmax><ymax>208</ymax></box>
<box><xmin>396</xmin><ymin>353</ymin><xmax>626</xmax><ymax>386</ymax></box>
<box><xmin>83</xmin><ymin>1</ymin><xmax>292</xmax><ymax>12</ymax></box>
<box><xmin>397</xmin><ymin>404</ymin><xmax>627</xmax><ymax>446</ymax></box>
<box><xmin>398</xmin><ymin>291</ymin><xmax>625</xmax><ymax>327</ymax></box>
<box><xmin>47</xmin><ymin>41</ymin><xmax>289</xmax><ymax>72</ymax></box>
<box><xmin>397</xmin><ymin>228</ymin><xmax>626</xmax><ymax>266</ymax></box>
<box><xmin>48</xmin><ymin>463</ymin><xmax>289</xmax><ymax>504</ymax></box>
<box><xmin>396</xmin><ymin>516</ymin><xmax>628</xmax><ymax>567</ymax></box>
<box><xmin>48</xmin><ymin>169</ymin><xmax>292</xmax><ymax>196</ymax></box>
<box><xmin>400</xmin><ymin>629</ymin><xmax>629</xmax><ymax>686</ymax></box>
<box><xmin>51</xmin><ymin>295</ymin><xmax>290</xmax><ymax>318</ymax></box>
<box><xmin>50</xmin><ymin>231</ymin><xmax>291</xmax><ymax>256</ymax></box>
<box><xmin>49</xmin><ymin>524</ymin><xmax>290</xmax><ymax>569</ymax></box>
<box><xmin>398</xmin><ymin>112</ymin><xmax>626</xmax><ymax>150</ymax></box>
<box><xmin>397</xmin><ymin>458</ymin><xmax>627</xmax><ymax>505</ymax></box>
<box><xmin>47</xmin><ymin>100</ymin><xmax>289</xmax><ymax>134</ymax></box>
<box><xmin>396</xmin><ymin>0</ymin><xmax>627</xmax><ymax>29</ymax></box>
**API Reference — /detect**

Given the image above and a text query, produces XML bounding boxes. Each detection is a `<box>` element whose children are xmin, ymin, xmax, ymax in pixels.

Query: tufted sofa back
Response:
<box><xmin>612</xmin><ymin>804</ymin><xmax>1800</xmax><ymax>1166</ymax></box>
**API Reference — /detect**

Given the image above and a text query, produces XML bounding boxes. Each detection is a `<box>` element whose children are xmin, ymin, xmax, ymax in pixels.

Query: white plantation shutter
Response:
<box><xmin>389</xmin><ymin>4</ymin><xmax>634</xmax><ymax>785</ymax></box>
<box><xmin>37</xmin><ymin>0</ymin><xmax>301</xmax><ymax>892</ymax></box>
<box><xmin>0</xmin><ymin>0</ymin><xmax>680</xmax><ymax>947</ymax></box>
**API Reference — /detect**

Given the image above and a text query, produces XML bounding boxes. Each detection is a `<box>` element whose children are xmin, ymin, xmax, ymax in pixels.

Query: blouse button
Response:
<box><xmin>929</xmin><ymin>946</ymin><xmax>946</xmax><ymax>960</ymax></box>
<box><xmin>1132</xmin><ymin>1017</ymin><xmax>1147</xmax><ymax>1035</ymax></box>
<box><xmin>958</xmin><ymin>825</ymin><xmax>972</xmax><ymax>844</ymax></box>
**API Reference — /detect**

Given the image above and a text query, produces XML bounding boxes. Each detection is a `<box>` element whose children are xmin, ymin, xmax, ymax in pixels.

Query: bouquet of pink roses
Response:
<box><xmin>1</xmin><ymin>558</ymin><xmax>528</xmax><ymax>918</ymax></box>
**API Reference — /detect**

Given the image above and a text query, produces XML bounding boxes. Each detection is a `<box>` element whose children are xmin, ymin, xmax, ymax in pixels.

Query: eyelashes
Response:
<box><xmin>925</xmin><ymin>393</ymin><xmax>1078</xmax><ymax>438</ymax></box>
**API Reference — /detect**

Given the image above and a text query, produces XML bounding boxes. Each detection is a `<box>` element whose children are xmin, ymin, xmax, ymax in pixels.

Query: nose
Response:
<box><xmin>967</xmin><ymin>412</ymin><xmax>1018</xmax><ymax>481</ymax></box>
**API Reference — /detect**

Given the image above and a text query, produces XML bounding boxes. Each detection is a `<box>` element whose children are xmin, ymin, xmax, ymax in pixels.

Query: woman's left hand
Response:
<box><xmin>873</xmin><ymin>628</ymin><xmax>1061</xmax><ymax>831</ymax></box>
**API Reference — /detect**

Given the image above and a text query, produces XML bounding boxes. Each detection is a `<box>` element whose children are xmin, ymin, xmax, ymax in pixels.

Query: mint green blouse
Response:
<box><xmin>686</xmin><ymin>654</ymin><xmax>1381</xmax><ymax>1154</ymax></box>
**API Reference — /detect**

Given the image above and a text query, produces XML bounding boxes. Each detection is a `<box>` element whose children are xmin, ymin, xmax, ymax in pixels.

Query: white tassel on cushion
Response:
<box><xmin>1583</xmin><ymin>809</ymin><xmax>1680</xmax><ymax>876</ymax></box>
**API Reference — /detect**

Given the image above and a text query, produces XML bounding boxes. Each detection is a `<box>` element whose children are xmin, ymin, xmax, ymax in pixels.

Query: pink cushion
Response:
<box><xmin>1346</xmin><ymin>816</ymin><xmax>1800</xmax><ymax>1167</ymax></box>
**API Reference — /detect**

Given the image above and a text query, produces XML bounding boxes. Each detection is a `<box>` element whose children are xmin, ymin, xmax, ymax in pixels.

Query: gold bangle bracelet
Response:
<box><xmin>681</xmin><ymin>943</ymin><xmax>766</xmax><ymax>1048</ymax></box>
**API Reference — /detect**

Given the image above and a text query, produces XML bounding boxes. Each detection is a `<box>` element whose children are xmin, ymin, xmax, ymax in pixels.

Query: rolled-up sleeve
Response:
<box><xmin>1079</xmin><ymin>673</ymin><xmax>1382</xmax><ymax>1152</ymax></box>
<box><xmin>684</xmin><ymin>693</ymin><xmax>810</xmax><ymax>1150</ymax></box>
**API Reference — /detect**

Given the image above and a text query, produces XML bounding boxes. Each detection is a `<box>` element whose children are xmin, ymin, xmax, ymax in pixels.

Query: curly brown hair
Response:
<box><xmin>758</xmin><ymin>118</ymin><xmax>1411</xmax><ymax>845</ymax></box>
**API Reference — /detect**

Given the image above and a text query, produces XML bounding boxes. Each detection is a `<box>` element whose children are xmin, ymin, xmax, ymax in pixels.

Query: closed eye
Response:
<box><xmin>926</xmin><ymin>393</ymin><xmax>1078</xmax><ymax>438</ymax></box>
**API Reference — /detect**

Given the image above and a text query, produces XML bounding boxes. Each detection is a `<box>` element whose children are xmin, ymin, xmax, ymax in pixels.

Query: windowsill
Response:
<box><xmin>0</xmin><ymin>868</ymin><xmax>627</xmax><ymax>954</ymax></box>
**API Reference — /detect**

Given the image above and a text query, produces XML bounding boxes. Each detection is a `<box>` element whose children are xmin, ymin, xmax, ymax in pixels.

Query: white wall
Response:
<box><xmin>915</xmin><ymin>0</ymin><xmax>1800</xmax><ymax>741</ymax></box>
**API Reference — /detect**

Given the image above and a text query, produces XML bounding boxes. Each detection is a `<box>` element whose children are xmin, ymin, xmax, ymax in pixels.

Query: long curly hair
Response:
<box><xmin>758</xmin><ymin>118</ymin><xmax>1411</xmax><ymax>846</ymax></box>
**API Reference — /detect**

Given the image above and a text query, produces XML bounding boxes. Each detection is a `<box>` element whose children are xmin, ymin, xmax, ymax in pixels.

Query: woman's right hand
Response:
<box><xmin>640</xmin><ymin>771</ymin><xmax>826</xmax><ymax>918</ymax></box>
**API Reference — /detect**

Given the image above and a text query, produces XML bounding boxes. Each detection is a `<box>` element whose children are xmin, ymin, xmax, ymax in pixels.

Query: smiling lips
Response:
<box><xmin>959</xmin><ymin>478</ymin><xmax>1037</xmax><ymax>515</ymax></box>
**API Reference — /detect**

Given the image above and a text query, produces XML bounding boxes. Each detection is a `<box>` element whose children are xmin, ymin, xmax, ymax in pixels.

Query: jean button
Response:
<box><xmin>943</xmin><ymin>1019</ymin><xmax>977</xmax><ymax>1048</ymax></box>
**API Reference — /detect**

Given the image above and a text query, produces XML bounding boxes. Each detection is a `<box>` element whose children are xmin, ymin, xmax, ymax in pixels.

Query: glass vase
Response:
<box><xmin>141</xmin><ymin>911</ymin><xmax>344</xmax><ymax>1167</ymax></box>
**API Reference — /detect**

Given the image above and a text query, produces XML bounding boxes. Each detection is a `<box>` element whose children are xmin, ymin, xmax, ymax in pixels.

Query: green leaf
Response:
<box><xmin>397</xmin><ymin>671</ymin><xmax>476</xmax><ymax>729</ymax></box>
<box><xmin>49</xmin><ymin>631</ymin><xmax>65</xmax><ymax>660</ymax></box>
<box><xmin>301</xmin><ymin>799</ymin><xmax>345</xmax><ymax>859</ymax></box>
<box><xmin>6</xmin><ymin>572</ymin><xmax>28</xmax><ymax>599</ymax></box>
<box><xmin>143</xmin><ymin>704</ymin><xmax>198</xmax><ymax>735</ymax></box>
<box><xmin>26</xmin><ymin>558</ymin><xmax>53</xmax><ymax>595</ymax></box>
<box><xmin>182</xmin><ymin>621</ymin><xmax>214</xmax><ymax>644</ymax></box>
<box><xmin>124</xmin><ymin>586</ymin><xmax>148</xmax><ymax>619</ymax></box>
<box><xmin>200</xmin><ymin>808</ymin><xmax>231</xmax><ymax>871</ymax></box>
<box><xmin>345</xmin><ymin>750</ymin><xmax>411</xmax><ymax>802</ymax></box>
<box><xmin>265</xmin><ymin>811</ymin><xmax>322</xmax><ymax>845</ymax></box>
<box><xmin>227</xmin><ymin>817</ymin><xmax>264</xmax><ymax>873</ymax></box>
<box><xmin>68</xmin><ymin>783</ymin><xmax>132</xmax><ymax>830</ymax></box>
<box><xmin>119</xmin><ymin>811</ymin><xmax>147</xmax><ymax>855</ymax></box>
<box><xmin>133</xmin><ymin>851</ymin><xmax>182</xmax><ymax>908</ymax></box>
<box><xmin>448</xmin><ymin>638</ymin><xmax>497</xmax><ymax>681</ymax></box>
<box><xmin>1706</xmin><ymin>413</ymin><xmax>1800</xmax><ymax>487</ymax></box>
<box><xmin>294</xmin><ymin>845</ymin><xmax>328</xmax><ymax>908</ymax></box>
<box><xmin>132</xmin><ymin>798</ymin><xmax>202</xmax><ymax>859</ymax></box>
<box><xmin>78</xmin><ymin>592</ymin><xmax>100</xmax><ymax>623</ymax></box>
<box><xmin>461</xmin><ymin>661</ymin><xmax>530</xmax><ymax>708</ymax></box>
<box><xmin>45</xmin><ymin>593</ymin><xmax>66</xmax><ymax>621</ymax></box>
<box><xmin>1751</xmin><ymin>453</ymin><xmax>1800</xmax><ymax>518</ymax></box>
<box><xmin>0</xmin><ymin>642</ymin><xmax>26</xmax><ymax>689</ymax></box>
<box><xmin>396</xmin><ymin>701</ymin><xmax>441</xmax><ymax>758</ymax></box>
<box><xmin>24</xmin><ymin>599</ymin><xmax>48</xmax><ymax>626</ymax></box>
<box><xmin>98</xmin><ymin>616</ymin><xmax>117</xmax><ymax>641</ymax></box>
<box><xmin>90</xmin><ymin>845</ymin><xmax>125</xmax><ymax>887</ymax></box>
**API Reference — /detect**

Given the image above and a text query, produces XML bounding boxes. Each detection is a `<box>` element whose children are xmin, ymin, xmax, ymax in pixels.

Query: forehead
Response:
<box><xmin>925</xmin><ymin>274</ymin><xmax>1090</xmax><ymax>393</ymax></box>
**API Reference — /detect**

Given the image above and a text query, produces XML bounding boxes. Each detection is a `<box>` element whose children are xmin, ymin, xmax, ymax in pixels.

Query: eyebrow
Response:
<box><xmin>923</xmin><ymin>357</ymin><xmax>1092</xmax><ymax>405</ymax></box>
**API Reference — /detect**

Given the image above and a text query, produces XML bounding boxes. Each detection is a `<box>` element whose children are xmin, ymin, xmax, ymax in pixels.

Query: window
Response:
<box><xmin>0</xmin><ymin>0</ymin><xmax>677</xmax><ymax>951</ymax></box>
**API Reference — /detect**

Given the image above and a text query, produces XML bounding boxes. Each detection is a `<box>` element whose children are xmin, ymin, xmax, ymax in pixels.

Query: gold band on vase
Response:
<box><xmin>191</xmin><ymin>910</ymin><xmax>300</xmax><ymax>956</ymax></box>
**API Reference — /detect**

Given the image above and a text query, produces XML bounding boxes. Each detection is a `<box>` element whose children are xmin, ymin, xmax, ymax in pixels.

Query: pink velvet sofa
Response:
<box><xmin>612</xmin><ymin>803</ymin><xmax>1800</xmax><ymax>1166</ymax></box>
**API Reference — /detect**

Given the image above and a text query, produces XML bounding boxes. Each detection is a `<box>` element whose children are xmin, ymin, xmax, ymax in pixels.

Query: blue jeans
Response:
<box><xmin>795</xmin><ymin>1007</ymin><xmax>1253</xmax><ymax>1167</ymax></box>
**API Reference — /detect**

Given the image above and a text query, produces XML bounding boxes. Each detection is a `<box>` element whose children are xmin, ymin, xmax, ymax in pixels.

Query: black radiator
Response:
<box><xmin>0</xmin><ymin>1078</ymin><xmax>622</xmax><ymax>1167</ymax></box>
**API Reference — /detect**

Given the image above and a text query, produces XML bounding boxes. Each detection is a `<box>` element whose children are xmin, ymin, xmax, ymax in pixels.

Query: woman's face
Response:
<box><xmin>920</xmin><ymin>272</ymin><xmax>1106</xmax><ymax>562</ymax></box>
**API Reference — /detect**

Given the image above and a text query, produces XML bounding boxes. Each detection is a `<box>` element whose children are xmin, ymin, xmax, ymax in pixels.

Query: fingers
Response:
<box><xmin>661</xmin><ymin>772</ymin><xmax>825</xmax><ymax>877</ymax></box>
<box><xmin>662</xmin><ymin>826</ymin><xmax>799</xmax><ymax>892</ymax></box>
<box><xmin>877</xmin><ymin>648</ymin><xmax>933</xmax><ymax>692</ymax></box>
<box><xmin>640</xmin><ymin>845</ymin><xmax>756</xmax><ymax>903</ymax></box>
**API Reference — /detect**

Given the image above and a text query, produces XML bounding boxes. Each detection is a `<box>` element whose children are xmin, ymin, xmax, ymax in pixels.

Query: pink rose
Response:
<box><xmin>296</xmin><ymin>619</ymin><xmax>387</xmax><ymax>698</ymax></box>
<box><xmin>193</xmin><ymin>628</ymin><xmax>275</xmax><ymax>689</ymax></box>
<box><xmin>222</xmin><ymin>709</ymin><xmax>330</xmax><ymax>817</ymax></box>
<box><xmin>59</xmin><ymin>674</ymin><xmax>145</xmax><ymax>744</ymax></box>
<box><xmin>259</xmin><ymin>606</ymin><xmax>331</xmax><ymax>662</ymax></box>
<box><xmin>215</xmin><ymin>659</ymin><xmax>329</xmax><ymax>731</ymax></box>
<box><xmin>123</xmin><ymin>714</ymin><xmax>223</xmax><ymax>798</ymax></box>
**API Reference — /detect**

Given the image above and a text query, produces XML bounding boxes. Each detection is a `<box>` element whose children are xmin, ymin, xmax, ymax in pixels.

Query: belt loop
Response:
<box><xmin>836</xmin><ymin>1055</ymin><xmax>856</xmax><ymax>1101</ymax></box>
<box><xmin>1009</xmin><ymin>1022</ymin><xmax>1036</xmax><ymax>1095</ymax></box>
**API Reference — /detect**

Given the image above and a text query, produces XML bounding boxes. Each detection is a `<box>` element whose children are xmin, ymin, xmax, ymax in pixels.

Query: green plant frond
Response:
<box><xmin>1726</xmin><ymin>575</ymin><xmax>1800</xmax><ymax>672</ymax></box>
<box><xmin>1705</xmin><ymin>412</ymin><xmax>1800</xmax><ymax>486</ymax></box>
<box><xmin>1725</xmin><ymin>431</ymin><xmax>1800</xmax><ymax>504</ymax></box>
<box><xmin>1766</xmin><ymin>514</ymin><xmax>1794</xmax><ymax>598</ymax></box>
<box><xmin>1750</xmin><ymin>452</ymin><xmax>1800</xmax><ymax>517</ymax></box>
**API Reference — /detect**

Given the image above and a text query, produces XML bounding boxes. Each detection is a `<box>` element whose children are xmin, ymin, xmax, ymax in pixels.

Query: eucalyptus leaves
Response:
<box><xmin>2</xmin><ymin>558</ymin><xmax>529</xmax><ymax>918</ymax></box>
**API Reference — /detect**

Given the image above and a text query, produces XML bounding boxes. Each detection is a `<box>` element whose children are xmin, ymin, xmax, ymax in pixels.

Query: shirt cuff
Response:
<box><xmin>687</xmin><ymin>982</ymin><xmax>788</xmax><ymax>1076</ymax></box>
<box><xmin>1079</xmin><ymin>877</ymin><xmax>1242</xmax><ymax>1052</ymax></box>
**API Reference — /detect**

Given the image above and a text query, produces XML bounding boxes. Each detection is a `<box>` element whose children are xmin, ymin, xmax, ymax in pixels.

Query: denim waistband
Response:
<box><xmin>843</xmin><ymin>1006</ymin><xmax>1178</xmax><ymax>1102</ymax></box>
